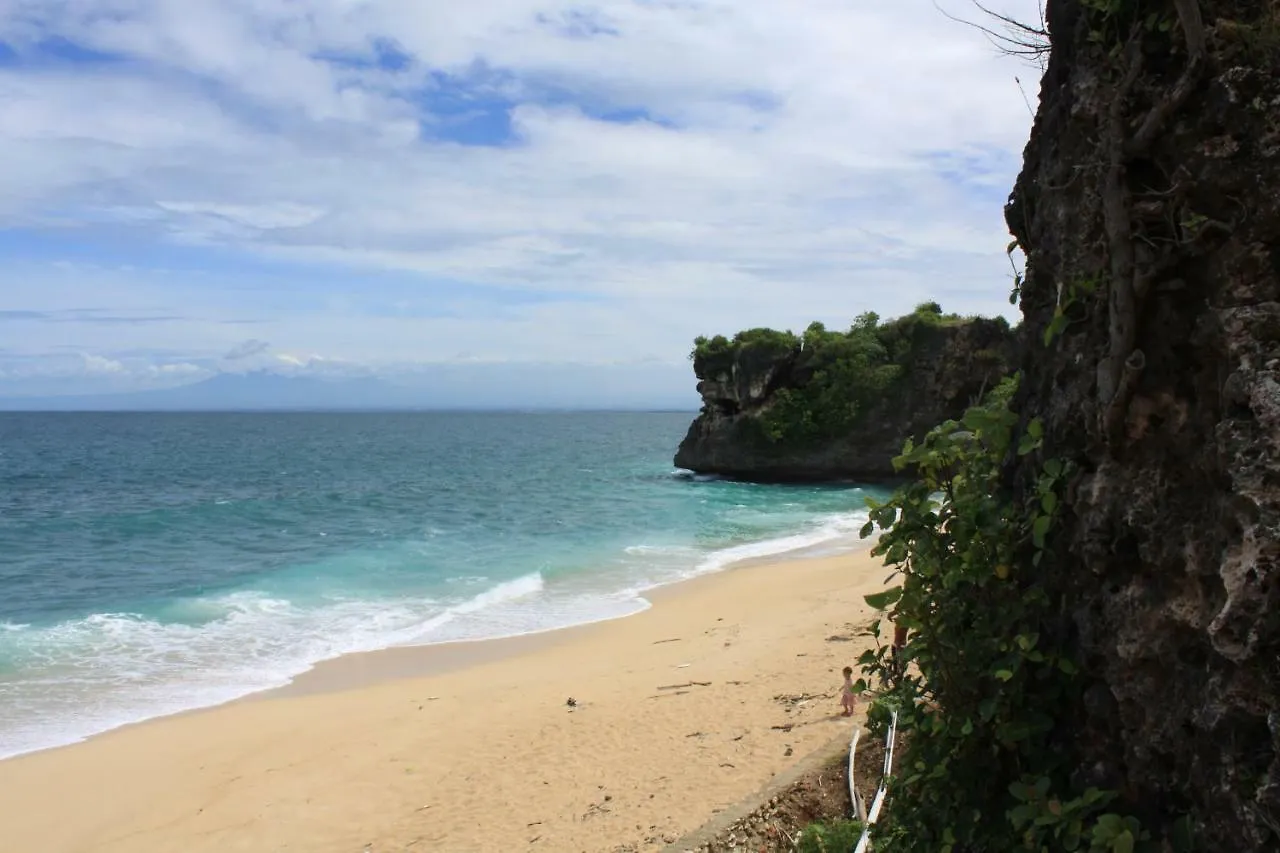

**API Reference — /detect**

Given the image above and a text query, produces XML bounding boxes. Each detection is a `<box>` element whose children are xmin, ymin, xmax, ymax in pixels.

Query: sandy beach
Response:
<box><xmin>0</xmin><ymin>546</ymin><xmax>890</xmax><ymax>853</ymax></box>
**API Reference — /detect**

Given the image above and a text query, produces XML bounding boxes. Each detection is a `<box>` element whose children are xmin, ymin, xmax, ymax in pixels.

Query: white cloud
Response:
<box><xmin>148</xmin><ymin>362</ymin><xmax>205</xmax><ymax>377</ymax></box>
<box><xmin>0</xmin><ymin>351</ymin><xmax>211</xmax><ymax>398</ymax></box>
<box><xmin>156</xmin><ymin>202</ymin><xmax>328</xmax><ymax>231</ymax></box>
<box><xmin>0</xmin><ymin>0</ymin><xmax>1043</xmax><ymax>396</ymax></box>
<box><xmin>80</xmin><ymin>354</ymin><xmax>126</xmax><ymax>375</ymax></box>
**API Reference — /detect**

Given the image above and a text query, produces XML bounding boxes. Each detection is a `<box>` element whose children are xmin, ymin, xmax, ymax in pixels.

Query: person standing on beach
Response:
<box><xmin>840</xmin><ymin>666</ymin><xmax>858</xmax><ymax>716</ymax></box>
<box><xmin>890</xmin><ymin>621</ymin><xmax>909</xmax><ymax>681</ymax></box>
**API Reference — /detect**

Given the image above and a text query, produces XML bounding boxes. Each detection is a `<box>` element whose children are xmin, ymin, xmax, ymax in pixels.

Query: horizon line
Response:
<box><xmin>0</xmin><ymin>406</ymin><xmax>702</xmax><ymax>415</ymax></box>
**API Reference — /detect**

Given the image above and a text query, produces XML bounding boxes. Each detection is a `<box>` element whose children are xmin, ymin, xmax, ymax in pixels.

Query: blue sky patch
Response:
<box><xmin>0</xmin><ymin>35</ymin><xmax>128</xmax><ymax>68</ymax></box>
<box><xmin>415</xmin><ymin>66</ymin><xmax>520</xmax><ymax>146</ymax></box>
<box><xmin>413</xmin><ymin>72</ymin><xmax>677</xmax><ymax>146</ymax></box>
<box><xmin>315</xmin><ymin>37</ymin><xmax>413</xmax><ymax>72</ymax></box>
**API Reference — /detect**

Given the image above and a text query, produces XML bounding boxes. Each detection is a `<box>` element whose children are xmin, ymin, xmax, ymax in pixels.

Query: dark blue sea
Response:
<box><xmin>0</xmin><ymin>411</ymin><xmax>880</xmax><ymax>758</ymax></box>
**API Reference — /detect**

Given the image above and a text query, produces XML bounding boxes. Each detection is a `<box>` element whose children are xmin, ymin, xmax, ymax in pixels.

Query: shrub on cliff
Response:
<box><xmin>857</xmin><ymin>375</ymin><xmax>1192</xmax><ymax>851</ymax></box>
<box><xmin>690</xmin><ymin>303</ymin><xmax>982</xmax><ymax>444</ymax></box>
<box><xmin>762</xmin><ymin>314</ymin><xmax>902</xmax><ymax>443</ymax></box>
<box><xmin>691</xmin><ymin>327</ymin><xmax>798</xmax><ymax>380</ymax></box>
<box><xmin>796</xmin><ymin>818</ymin><xmax>865</xmax><ymax>852</ymax></box>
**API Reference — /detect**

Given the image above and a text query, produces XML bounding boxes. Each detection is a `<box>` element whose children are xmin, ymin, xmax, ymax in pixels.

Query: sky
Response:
<box><xmin>0</xmin><ymin>0</ymin><xmax>1046</xmax><ymax>404</ymax></box>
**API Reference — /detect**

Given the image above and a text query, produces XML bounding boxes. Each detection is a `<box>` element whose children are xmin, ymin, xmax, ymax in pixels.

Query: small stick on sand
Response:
<box><xmin>652</xmin><ymin>638</ymin><xmax>682</xmax><ymax>644</ymax></box>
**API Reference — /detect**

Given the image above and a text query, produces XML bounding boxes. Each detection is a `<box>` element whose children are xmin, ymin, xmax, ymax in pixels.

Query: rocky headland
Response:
<box><xmin>673</xmin><ymin>304</ymin><xmax>1019</xmax><ymax>481</ymax></box>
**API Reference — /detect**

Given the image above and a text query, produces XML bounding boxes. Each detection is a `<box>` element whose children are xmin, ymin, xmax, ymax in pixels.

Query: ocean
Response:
<box><xmin>0</xmin><ymin>411</ymin><xmax>882</xmax><ymax>759</ymax></box>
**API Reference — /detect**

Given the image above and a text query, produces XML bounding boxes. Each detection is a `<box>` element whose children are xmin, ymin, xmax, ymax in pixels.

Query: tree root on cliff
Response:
<box><xmin>1097</xmin><ymin>6</ymin><xmax>1209</xmax><ymax>450</ymax></box>
<box><xmin>1098</xmin><ymin>38</ymin><xmax>1144</xmax><ymax>424</ymax></box>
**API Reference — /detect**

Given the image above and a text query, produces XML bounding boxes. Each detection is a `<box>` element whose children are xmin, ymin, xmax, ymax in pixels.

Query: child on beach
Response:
<box><xmin>891</xmin><ymin>622</ymin><xmax>909</xmax><ymax>679</ymax></box>
<box><xmin>840</xmin><ymin>666</ymin><xmax>857</xmax><ymax>717</ymax></box>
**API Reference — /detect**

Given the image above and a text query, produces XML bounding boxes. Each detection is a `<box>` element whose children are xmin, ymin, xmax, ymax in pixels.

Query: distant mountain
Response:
<box><xmin>0</xmin><ymin>365</ymin><xmax>700</xmax><ymax>412</ymax></box>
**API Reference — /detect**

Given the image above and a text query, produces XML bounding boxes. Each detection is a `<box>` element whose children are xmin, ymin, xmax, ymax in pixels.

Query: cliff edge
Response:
<box><xmin>1003</xmin><ymin>0</ymin><xmax>1280</xmax><ymax>846</ymax></box>
<box><xmin>673</xmin><ymin>306</ymin><xmax>1018</xmax><ymax>481</ymax></box>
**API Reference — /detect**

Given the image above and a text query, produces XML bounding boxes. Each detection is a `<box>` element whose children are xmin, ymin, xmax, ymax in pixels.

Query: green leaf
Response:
<box><xmin>859</xmin><ymin>520</ymin><xmax>875</xmax><ymax>539</ymax></box>
<box><xmin>1028</xmin><ymin>418</ymin><xmax>1043</xmax><ymax>439</ymax></box>
<box><xmin>1171</xmin><ymin>815</ymin><xmax>1194</xmax><ymax>853</ymax></box>
<box><xmin>1043</xmin><ymin>458</ymin><xmax>1064</xmax><ymax>479</ymax></box>
<box><xmin>1043</xmin><ymin>310</ymin><xmax>1070</xmax><ymax>346</ymax></box>
<box><xmin>1095</xmin><ymin>813</ymin><xmax>1124</xmax><ymax>838</ymax></box>
<box><xmin>1041</xmin><ymin>491</ymin><xmax>1058</xmax><ymax>514</ymax></box>
<box><xmin>1032</xmin><ymin>514</ymin><xmax>1052</xmax><ymax>548</ymax></box>
<box><xmin>864</xmin><ymin>586</ymin><xmax>903</xmax><ymax>611</ymax></box>
<box><xmin>1113</xmin><ymin>829</ymin><xmax>1135</xmax><ymax>853</ymax></box>
<box><xmin>995</xmin><ymin>669</ymin><xmax>1014</xmax><ymax>682</ymax></box>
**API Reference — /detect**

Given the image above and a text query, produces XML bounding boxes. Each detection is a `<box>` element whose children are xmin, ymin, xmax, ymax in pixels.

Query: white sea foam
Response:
<box><xmin>454</xmin><ymin>573</ymin><xmax>543</xmax><ymax>612</ymax></box>
<box><xmin>670</xmin><ymin>468</ymin><xmax>728</xmax><ymax>482</ymax></box>
<box><xmin>695</xmin><ymin>511</ymin><xmax>869</xmax><ymax>572</ymax></box>
<box><xmin>623</xmin><ymin>543</ymin><xmax>699</xmax><ymax>557</ymax></box>
<box><xmin>0</xmin><ymin>508</ymin><xmax>874</xmax><ymax>761</ymax></box>
<box><xmin>0</xmin><ymin>573</ymin><xmax>546</xmax><ymax>760</ymax></box>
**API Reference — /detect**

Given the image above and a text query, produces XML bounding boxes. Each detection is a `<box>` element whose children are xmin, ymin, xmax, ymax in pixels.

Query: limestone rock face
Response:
<box><xmin>1006</xmin><ymin>1</ymin><xmax>1280</xmax><ymax>846</ymax></box>
<box><xmin>673</xmin><ymin>318</ymin><xmax>1017</xmax><ymax>481</ymax></box>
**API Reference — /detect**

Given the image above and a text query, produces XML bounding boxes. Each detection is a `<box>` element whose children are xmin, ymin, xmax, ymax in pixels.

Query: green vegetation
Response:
<box><xmin>690</xmin><ymin>303</ymin><xmax>993</xmax><ymax>445</ymax></box>
<box><xmin>690</xmin><ymin>327</ymin><xmax>800</xmax><ymax>393</ymax></box>
<box><xmin>796</xmin><ymin>818</ymin><xmax>865</xmax><ymax>852</ymax></box>
<box><xmin>852</xmin><ymin>378</ymin><xmax>1190</xmax><ymax>852</ymax></box>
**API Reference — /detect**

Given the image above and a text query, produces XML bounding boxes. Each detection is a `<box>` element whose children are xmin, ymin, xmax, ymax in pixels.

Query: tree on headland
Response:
<box><xmin>689</xmin><ymin>303</ymin><xmax>991</xmax><ymax>444</ymax></box>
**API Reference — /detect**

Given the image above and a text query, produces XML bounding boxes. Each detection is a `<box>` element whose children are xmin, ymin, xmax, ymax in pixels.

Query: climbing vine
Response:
<box><xmin>1043</xmin><ymin>278</ymin><xmax>1098</xmax><ymax>347</ymax></box>
<box><xmin>855</xmin><ymin>377</ymin><xmax>1193</xmax><ymax>852</ymax></box>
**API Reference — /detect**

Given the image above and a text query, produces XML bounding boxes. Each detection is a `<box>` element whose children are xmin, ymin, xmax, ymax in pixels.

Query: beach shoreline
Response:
<box><xmin>271</xmin><ymin>536</ymin><xmax>875</xmax><ymax>700</ymax></box>
<box><xmin>0</xmin><ymin>544</ymin><xmax>892</xmax><ymax>853</ymax></box>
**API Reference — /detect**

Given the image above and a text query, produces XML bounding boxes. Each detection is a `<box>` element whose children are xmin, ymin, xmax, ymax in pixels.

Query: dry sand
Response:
<box><xmin>0</xmin><ymin>547</ymin><xmax>892</xmax><ymax>853</ymax></box>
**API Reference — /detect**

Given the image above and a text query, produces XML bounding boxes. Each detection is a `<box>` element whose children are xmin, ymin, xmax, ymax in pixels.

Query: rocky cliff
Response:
<box><xmin>673</xmin><ymin>315</ymin><xmax>1018</xmax><ymax>481</ymax></box>
<box><xmin>1006</xmin><ymin>0</ymin><xmax>1280</xmax><ymax>847</ymax></box>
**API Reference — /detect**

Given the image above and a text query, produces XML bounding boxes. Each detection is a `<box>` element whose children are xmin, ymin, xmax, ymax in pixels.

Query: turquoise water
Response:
<box><xmin>0</xmin><ymin>411</ymin><xmax>882</xmax><ymax>758</ymax></box>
